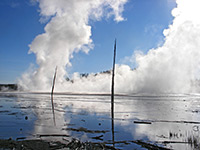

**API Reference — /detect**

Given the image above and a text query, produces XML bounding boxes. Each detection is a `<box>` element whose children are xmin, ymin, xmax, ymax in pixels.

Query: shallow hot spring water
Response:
<box><xmin>0</xmin><ymin>92</ymin><xmax>200</xmax><ymax>149</ymax></box>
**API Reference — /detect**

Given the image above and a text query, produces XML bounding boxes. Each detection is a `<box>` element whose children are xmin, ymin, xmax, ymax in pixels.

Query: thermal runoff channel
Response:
<box><xmin>18</xmin><ymin>0</ymin><xmax>200</xmax><ymax>94</ymax></box>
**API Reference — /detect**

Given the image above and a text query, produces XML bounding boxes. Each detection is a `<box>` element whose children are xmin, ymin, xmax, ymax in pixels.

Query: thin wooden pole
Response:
<box><xmin>111</xmin><ymin>39</ymin><xmax>116</xmax><ymax>147</ymax></box>
<box><xmin>51</xmin><ymin>66</ymin><xmax>57</xmax><ymax>125</ymax></box>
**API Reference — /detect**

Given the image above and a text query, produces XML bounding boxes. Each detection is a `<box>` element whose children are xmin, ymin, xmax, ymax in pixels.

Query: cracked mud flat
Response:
<box><xmin>0</xmin><ymin>92</ymin><xmax>200</xmax><ymax>149</ymax></box>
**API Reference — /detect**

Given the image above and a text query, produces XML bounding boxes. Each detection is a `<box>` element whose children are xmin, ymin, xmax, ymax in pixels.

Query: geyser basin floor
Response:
<box><xmin>0</xmin><ymin>92</ymin><xmax>200</xmax><ymax>150</ymax></box>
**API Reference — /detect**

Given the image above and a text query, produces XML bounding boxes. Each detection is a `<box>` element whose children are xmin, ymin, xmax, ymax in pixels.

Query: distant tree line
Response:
<box><xmin>0</xmin><ymin>84</ymin><xmax>18</xmax><ymax>91</ymax></box>
<box><xmin>65</xmin><ymin>70</ymin><xmax>112</xmax><ymax>82</ymax></box>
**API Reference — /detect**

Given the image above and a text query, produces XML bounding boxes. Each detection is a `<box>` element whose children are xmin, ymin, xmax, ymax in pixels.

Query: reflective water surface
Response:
<box><xmin>0</xmin><ymin>92</ymin><xmax>200</xmax><ymax>149</ymax></box>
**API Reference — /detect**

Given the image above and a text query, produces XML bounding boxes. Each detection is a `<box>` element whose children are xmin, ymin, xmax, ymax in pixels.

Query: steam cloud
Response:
<box><xmin>18</xmin><ymin>0</ymin><xmax>127</xmax><ymax>91</ymax></box>
<box><xmin>19</xmin><ymin>0</ymin><xmax>200</xmax><ymax>94</ymax></box>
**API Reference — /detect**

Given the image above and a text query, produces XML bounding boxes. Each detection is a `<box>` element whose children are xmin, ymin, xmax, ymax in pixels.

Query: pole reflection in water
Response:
<box><xmin>51</xmin><ymin>67</ymin><xmax>57</xmax><ymax>126</ymax></box>
<box><xmin>111</xmin><ymin>104</ymin><xmax>115</xmax><ymax>147</ymax></box>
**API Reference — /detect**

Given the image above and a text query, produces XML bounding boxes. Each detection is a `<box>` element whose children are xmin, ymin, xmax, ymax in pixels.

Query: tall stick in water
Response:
<box><xmin>111</xmin><ymin>39</ymin><xmax>116</xmax><ymax>146</ymax></box>
<box><xmin>51</xmin><ymin>66</ymin><xmax>57</xmax><ymax>125</ymax></box>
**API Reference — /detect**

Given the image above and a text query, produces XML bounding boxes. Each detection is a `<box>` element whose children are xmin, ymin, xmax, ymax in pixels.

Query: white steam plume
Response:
<box><xmin>18</xmin><ymin>0</ymin><xmax>128</xmax><ymax>91</ymax></box>
<box><xmin>128</xmin><ymin>0</ymin><xmax>200</xmax><ymax>94</ymax></box>
<box><xmin>60</xmin><ymin>0</ymin><xmax>200</xmax><ymax>94</ymax></box>
<box><xmin>19</xmin><ymin>0</ymin><xmax>200</xmax><ymax>94</ymax></box>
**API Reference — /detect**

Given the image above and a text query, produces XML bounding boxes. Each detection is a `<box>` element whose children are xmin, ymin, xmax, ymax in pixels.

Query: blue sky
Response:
<box><xmin>0</xmin><ymin>0</ymin><xmax>176</xmax><ymax>84</ymax></box>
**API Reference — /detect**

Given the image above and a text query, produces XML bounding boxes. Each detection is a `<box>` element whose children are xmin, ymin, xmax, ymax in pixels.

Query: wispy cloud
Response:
<box><xmin>144</xmin><ymin>24</ymin><xmax>165</xmax><ymax>47</ymax></box>
<box><xmin>10</xmin><ymin>2</ymin><xmax>20</xmax><ymax>8</ymax></box>
<box><xmin>0</xmin><ymin>0</ymin><xmax>20</xmax><ymax>8</ymax></box>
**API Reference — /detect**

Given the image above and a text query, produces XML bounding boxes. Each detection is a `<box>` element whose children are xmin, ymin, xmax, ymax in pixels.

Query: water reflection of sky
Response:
<box><xmin>0</xmin><ymin>93</ymin><xmax>200</xmax><ymax>149</ymax></box>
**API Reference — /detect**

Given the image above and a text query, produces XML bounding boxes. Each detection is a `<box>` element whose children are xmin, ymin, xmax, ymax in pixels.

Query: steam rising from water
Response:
<box><xmin>19</xmin><ymin>0</ymin><xmax>200</xmax><ymax>94</ymax></box>
<box><xmin>18</xmin><ymin>0</ymin><xmax>127</xmax><ymax>91</ymax></box>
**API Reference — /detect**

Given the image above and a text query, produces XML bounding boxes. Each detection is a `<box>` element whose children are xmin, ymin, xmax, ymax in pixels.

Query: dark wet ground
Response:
<box><xmin>0</xmin><ymin>92</ymin><xmax>200</xmax><ymax>149</ymax></box>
